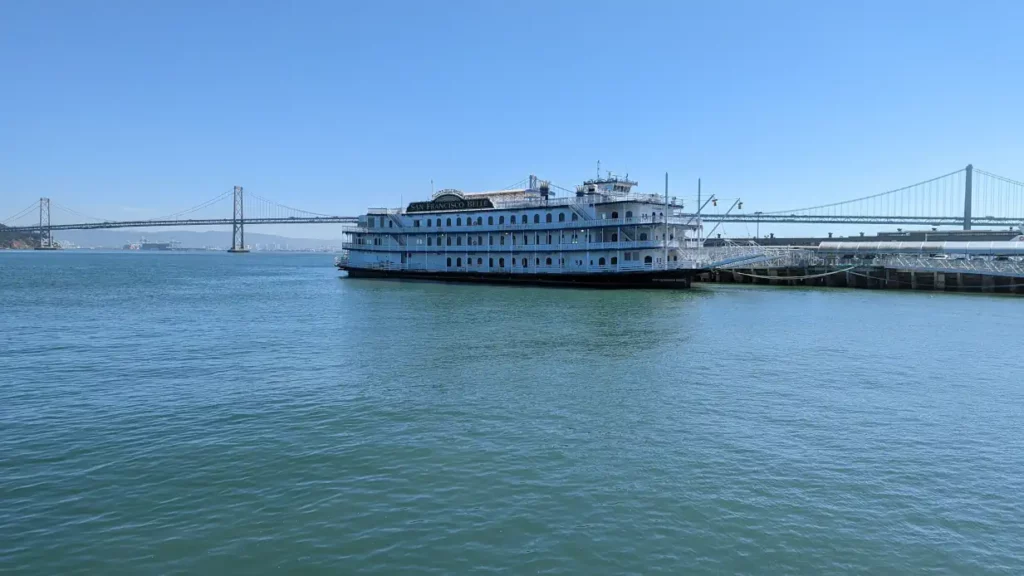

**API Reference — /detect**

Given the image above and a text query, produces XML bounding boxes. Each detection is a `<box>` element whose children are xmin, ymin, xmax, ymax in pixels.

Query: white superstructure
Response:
<box><xmin>338</xmin><ymin>174</ymin><xmax>705</xmax><ymax>286</ymax></box>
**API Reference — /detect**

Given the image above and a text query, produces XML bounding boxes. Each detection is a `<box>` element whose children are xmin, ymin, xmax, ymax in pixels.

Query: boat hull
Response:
<box><xmin>339</xmin><ymin>266</ymin><xmax>695</xmax><ymax>289</ymax></box>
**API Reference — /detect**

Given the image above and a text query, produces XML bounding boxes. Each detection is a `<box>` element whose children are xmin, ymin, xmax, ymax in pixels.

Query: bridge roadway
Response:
<box><xmin>5</xmin><ymin>213</ymin><xmax>1024</xmax><ymax>233</ymax></box>
<box><xmin>4</xmin><ymin>216</ymin><xmax>359</xmax><ymax>232</ymax></box>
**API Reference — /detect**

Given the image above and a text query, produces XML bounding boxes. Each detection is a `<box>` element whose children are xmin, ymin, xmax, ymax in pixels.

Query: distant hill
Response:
<box><xmin>0</xmin><ymin>225</ymin><xmax>37</xmax><ymax>249</ymax></box>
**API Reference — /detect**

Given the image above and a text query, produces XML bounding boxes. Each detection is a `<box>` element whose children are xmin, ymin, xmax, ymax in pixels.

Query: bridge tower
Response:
<box><xmin>35</xmin><ymin>197</ymin><xmax>56</xmax><ymax>250</ymax></box>
<box><xmin>228</xmin><ymin>186</ymin><xmax>249</xmax><ymax>253</ymax></box>
<box><xmin>963</xmin><ymin>164</ymin><xmax>973</xmax><ymax>230</ymax></box>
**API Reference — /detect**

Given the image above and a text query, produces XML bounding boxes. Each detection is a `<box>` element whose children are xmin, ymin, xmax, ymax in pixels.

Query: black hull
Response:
<box><xmin>338</xmin><ymin>266</ymin><xmax>695</xmax><ymax>289</ymax></box>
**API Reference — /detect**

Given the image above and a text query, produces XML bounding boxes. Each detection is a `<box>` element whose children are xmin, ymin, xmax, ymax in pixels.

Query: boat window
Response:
<box><xmin>414</xmin><ymin>220</ymin><xmax>420</xmax><ymax>227</ymax></box>
<box><xmin>427</xmin><ymin>237</ymin><xmax>432</xmax><ymax>246</ymax></box>
<box><xmin>546</xmin><ymin>213</ymin><xmax>552</xmax><ymax>223</ymax></box>
<box><xmin>477</xmin><ymin>217</ymin><xmax>483</xmax><ymax>225</ymax></box>
<box><xmin>456</xmin><ymin>217</ymin><xmax>462</xmax><ymax>226</ymax></box>
<box><xmin>499</xmin><ymin>216</ymin><xmax>505</xmax><ymax>224</ymax></box>
<box><xmin>489</xmin><ymin>236</ymin><xmax>494</xmax><ymax>245</ymax></box>
<box><xmin>546</xmin><ymin>257</ymin><xmax>552</xmax><ymax>265</ymax></box>
<box><xmin>427</xmin><ymin>218</ymin><xmax>432</xmax><ymax>227</ymax></box>
<box><xmin>611</xmin><ymin>257</ymin><xmax>617</xmax><ymax>265</ymax></box>
<box><xmin>446</xmin><ymin>236</ymin><xmax>452</xmax><ymax>246</ymax></box>
<box><xmin>639</xmin><ymin>233</ymin><xmax>648</xmax><ymax>241</ymax></box>
<box><xmin>456</xmin><ymin>237</ymin><xmax>462</xmax><ymax>246</ymax></box>
<box><xmin>644</xmin><ymin>255</ymin><xmax>653</xmax><ymax>264</ymax></box>
<box><xmin>477</xmin><ymin>258</ymin><xmax>482</xmax><ymax>265</ymax></box>
<box><xmin>611</xmin><ymin>233</ymin><xmax>618</xmax><ymax>241</ymax></box>
<box><xmin>534</xmin><ymin>214</ymin><xmax>540</xmax><ymax>224</ymax></box>
<box><xmin>558</xmin><ymin>213</ymin><xmax>565</xmax><ymax>222</ymax></box>
<box><xmin>477</xmin><ymin>236</ymin><xmax>483</xmax><ymax>245</ymax></box>
<box><xmin>489</xmin><ymin>258</ymin><xmax>494</xmax><ymax>267</ymax></box>
<box><xmin>625</xmin><ymin>211</ymin><xmax>632</xmax><ymax>218</ymax></box>
<box><xmin>499</xmin><ymin>258</ymin><xmax>505</xmax><ymax>267</ymax></box>
<box><xmin>446</xmin><ymin>257</ymin><xmax>452</xmax><ymax>267</ymax></box>
<box><xmin>443</xmin><ymin>218</ymin><xmax>449</xmax><ymax>226</ymax></box>
<box><xmin>457</xmin><ymin>257</ymin><xmax>462</xmax><ymax>266</ymax></box>
<box><xmin>598</xmin><ymin>257</ymin><xmax>606</xmax><ymax>265</ymax></box>
<box><xmin>388</xmin><ymin>220</ymin><xmax>393</xmax><ymax>228</ymax></box>
<box><xmin>511</xmin><ymin>215</ymin><xmax>517</xmax><ymax>224</ymax></box>
<box><xmin>500</xmin><ymin>236</ymin><xmax>505</xmax><ymax>245</ymax></box>
<box><xmin>571</xmin><ymin>213</ymin><xmax>578</xmax><ymax>221</ymax></box>
<box><xmin>522</xmin><ymin>258</ymin><xmax>528</xmax><ymax>267</ymax></box>
<box><xmin>673</xmin><ymin>255</ymin><xmax>678</xmax><ymax>261</ymax></box>
<box><xmin>547</xmin><ymin>234</ymin><xmax>552</xmax><ymax>243</ymax></box>
<box><xmin>535</xmin><ymin>234</ymin><xmax>540</xmax><ymax>244</ymax></box>
<box><xmin>611</xmin><ymin>211</ymin><xmax>618</xmax><ymax>219</ymax></box>
<box><xmin>535</xmin><ymin>258</ymin><xmax>540</xmax><ymax>265</ymax></box>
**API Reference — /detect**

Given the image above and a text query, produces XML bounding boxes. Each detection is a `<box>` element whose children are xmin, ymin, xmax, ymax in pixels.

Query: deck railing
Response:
<box><xmin>342</xmin><ymin>240</ymin><xmax>687</xmax><ymax>252</ymax></box>
<box><xmin>346</xmin><ymin>215</ymin><xmax>697</xmax><ymax>234</ymax></box>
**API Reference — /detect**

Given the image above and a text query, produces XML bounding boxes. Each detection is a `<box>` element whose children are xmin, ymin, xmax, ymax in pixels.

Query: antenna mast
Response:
<box><xmin>664</xmin><ymin>173</ymin><xmax>669</xmax><ymax>270</ymax></box>
<box><xmin>697</xmin><ymin>178</ymin><xmax>702</xmax><ymax>248</ymax></box>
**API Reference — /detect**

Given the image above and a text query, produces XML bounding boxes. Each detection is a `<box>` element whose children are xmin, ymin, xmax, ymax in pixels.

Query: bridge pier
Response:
<box><xmin>228</xmin><ymin>186</ymin><xmax>249</xmax><ymax>253</ymax></box>
<box><xmin>35</xmin><ymin>197</ymin><xmax>57</xmax><ymax>250</ymax></box>
<box><xmin>983</xmin><ymin>275</ymin><xmax>995</xmax><ymax>293</ymax></box>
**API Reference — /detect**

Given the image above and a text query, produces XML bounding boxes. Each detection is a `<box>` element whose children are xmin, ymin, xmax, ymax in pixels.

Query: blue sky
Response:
<box><xmin>2</xmin><ymin>0</ymin><xmax>1022</xmax><ymax>238</ymax></box>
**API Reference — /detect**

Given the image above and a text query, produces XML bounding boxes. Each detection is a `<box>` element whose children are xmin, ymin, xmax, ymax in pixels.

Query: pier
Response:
<box><xmin>699</xmin><ymin>267</ymin><xmax>1024</xmax><ymax>294</ymax></box>
<box><xmin>697</xmin><ymin>239</ymin><xmax>1024</xmax><ymax>294</ymax></box>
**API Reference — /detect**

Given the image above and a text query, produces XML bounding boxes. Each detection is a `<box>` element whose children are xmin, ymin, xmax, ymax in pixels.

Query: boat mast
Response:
<box><xmin>664</xmin><ymin>172</ymin><xmax>669</xmax><ymax>270</ymax></box>
<box><xmin>697</xmin><ymin>178</ymin><xmax>702</xmax><ymax>249</ymax></box>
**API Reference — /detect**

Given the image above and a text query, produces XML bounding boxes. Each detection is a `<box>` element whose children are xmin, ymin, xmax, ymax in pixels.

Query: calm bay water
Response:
<box><xmin>1</xmin><ymin>251</ymin><xmax>1022</xmax><ymax>574</ymax></box>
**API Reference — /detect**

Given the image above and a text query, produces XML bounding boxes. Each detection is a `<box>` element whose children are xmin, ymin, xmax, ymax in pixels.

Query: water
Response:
<box><xmin>2</xmin><ymin>251</ymin><xmax>1022</xmax><ymax>575</ymax></box>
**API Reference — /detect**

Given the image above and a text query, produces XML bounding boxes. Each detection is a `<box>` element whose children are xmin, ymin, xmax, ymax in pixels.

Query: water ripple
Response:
<box><xmin>1</xmin><ymin>252</ymin><xmax>1023</xmax><ymax>574</ymax></box>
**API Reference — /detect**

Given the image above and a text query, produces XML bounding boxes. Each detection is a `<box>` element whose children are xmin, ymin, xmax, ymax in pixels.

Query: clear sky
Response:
<box><xmin>2</xmin><ymin>0</ymin><xmax>1022</xmax><ymax>238</ymax></box>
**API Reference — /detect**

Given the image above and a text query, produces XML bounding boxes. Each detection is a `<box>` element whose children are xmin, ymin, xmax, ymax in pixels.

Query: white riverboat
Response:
<box><xmin>336</xmin><ymin>173</ymin><xmax>705</xmax><ymax>288</ymax></box>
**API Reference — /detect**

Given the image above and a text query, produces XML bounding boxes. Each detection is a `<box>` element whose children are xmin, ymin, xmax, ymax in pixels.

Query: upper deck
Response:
<box><xmin>358</xmin><ymin>172</ymin><xmax>695</xmax><ymax>233</ymax></box>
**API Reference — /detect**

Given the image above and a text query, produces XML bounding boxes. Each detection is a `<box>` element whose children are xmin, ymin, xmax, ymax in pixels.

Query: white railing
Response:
<box><xmin>567</xmin><ymin>201</ymin><xmax>592</xmax><ymax>221</ymax></box>
<box><xmin>872</xmin><ymin>255</ymin><xmax>1024</xmax><ymax>277</ymax></box>
<box><xmin>347</xmin><ymin>215</ymin><xmax>697</xmax><ymax>235</ymax></box>
<box><xmin>489</xmin><ymin>192</ymin><xmax>671</xmax><ymax>211</ymax></box>
<box><xmin>342</xmin><ymin>240</ymin><xmax>685</xmax><ymax>252</ymax></box>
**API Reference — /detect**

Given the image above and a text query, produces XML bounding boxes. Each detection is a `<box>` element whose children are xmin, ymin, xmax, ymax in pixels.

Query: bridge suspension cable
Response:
<box><xmin>50</xmin><ymin>201</ymin><xmax>113</xmax><ymax>224</ymax></box>
<box><xmin>146</xmin><ymin>189</ymin><xmax>234</xmax><ymax>221</ymax></box>
<box><xmin>501</xmin><ymin>177</ymin><xmax>530</xmax><ymax>190</ymax></box>
<box><xmin>972</xmin><ymin>169</ymin><xmax>1024</xmax><ymax>223</ymax></box>
<box><xmin>2</xmin><ymin>200</ymin><xmax>41</xmax><ymax>226</ymax></box>
<box><xmin>764</xmin><ymin>167</ymin><xmax>967</xmax><ymax>217</ymax></box>
<box><xmin>246</xmin><ymin>192</ymin><xmax>337</xmax><ymax>219</ymax></box>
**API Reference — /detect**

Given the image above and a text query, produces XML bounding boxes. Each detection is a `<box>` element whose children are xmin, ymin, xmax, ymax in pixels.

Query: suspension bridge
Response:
<box><xmin>1</xmin><ymin>186</ymin><xmax>357</xmax><ymax>251</ymax></box>
<box><xmin>2</xmin><ymin>164</ymin><xmax>1022</xmax><ymax>251</ymax></box>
